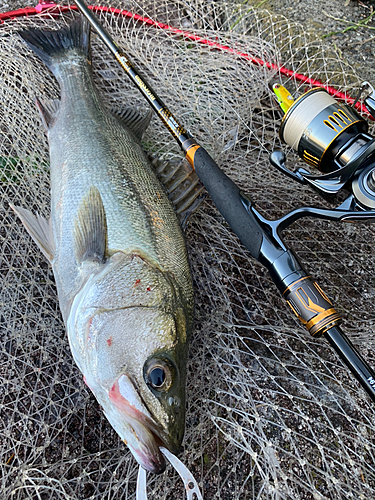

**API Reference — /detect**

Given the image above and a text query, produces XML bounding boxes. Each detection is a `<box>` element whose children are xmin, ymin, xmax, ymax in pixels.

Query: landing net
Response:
<box><xmin>1</xmin><ymin>1</ymin><xmax>374</xmax><ymax>499</ymax></box>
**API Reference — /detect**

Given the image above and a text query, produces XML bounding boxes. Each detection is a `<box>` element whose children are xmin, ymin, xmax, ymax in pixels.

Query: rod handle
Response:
<box><xmin>187</xmin><ymin>145</ymin><xmax>265</xmax><ymax>260</ymax></box>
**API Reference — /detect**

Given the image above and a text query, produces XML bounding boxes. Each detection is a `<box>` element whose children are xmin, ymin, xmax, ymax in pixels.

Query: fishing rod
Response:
<box><xmin>74</xmin><ymin>0</ymin><xmax>375</xmax><ymax>403</ymax></box>
<box><xmin>1</xmin><ymin>2</ymin><xmax>372</xmax><ymax>118</ymax></box>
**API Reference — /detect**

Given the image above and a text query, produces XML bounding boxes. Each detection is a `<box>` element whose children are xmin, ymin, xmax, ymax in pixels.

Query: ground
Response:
<box><xmin>2</xmin><ymin>0</ymin><xmax>375</xmax><ymax>81</ymax></box>
<box><xmin>1</xmin><ymin>1</ymin><xmax>375</xmax><ymax>499</ymax></box>
<box><xmin>252</xmin><ymin>0</ymin><xmax>375</xmax><ymax>84</ymax></box>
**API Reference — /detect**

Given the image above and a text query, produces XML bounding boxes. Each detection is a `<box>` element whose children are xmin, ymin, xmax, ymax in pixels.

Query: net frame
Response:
<box><xmin>0</xmin><ymin>2</ymin><xmax>374</xmax><ymax>499</ymax></box>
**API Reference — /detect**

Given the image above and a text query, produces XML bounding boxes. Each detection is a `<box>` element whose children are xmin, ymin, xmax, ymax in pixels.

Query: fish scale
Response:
<box><xmin>15</xmin><ymin>16</ymin><xmax>194</xmax><ymax>475</ymax></box>
<box><xmin>48</xmin><ymin>59</ymin><xmax>192</xmax><ymax>320</ymax></box>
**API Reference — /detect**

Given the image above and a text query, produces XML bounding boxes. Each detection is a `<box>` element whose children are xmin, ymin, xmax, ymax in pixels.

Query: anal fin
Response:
<box><xmin>35</xmin><ymin>97</ymin><xmax>60</xmax><ymax>130</ymax></box>
<box><xmin>74</xmin><ymin>186</ymin><xmax>107</xmax><ymax>264</ymax></box>
<box><xmin>11</xmin><ymin>204</ymin><xmax>54</xmax><ymax>262</ymax></box>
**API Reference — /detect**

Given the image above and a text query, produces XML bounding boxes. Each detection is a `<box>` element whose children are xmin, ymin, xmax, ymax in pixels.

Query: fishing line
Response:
<box><xmin>6</xmin><ymin>0</ymin><xmax>372</xmax><ymax>414</ymax></box>
<box><xmin>282</xmin><ymin>90</ymin><xmax>337</xmax><ymax>149</ymax></box>
<box><xmin>2</xmin><ymin>3</ymin><xmax>375</xmax><ymax>499</ymax></box>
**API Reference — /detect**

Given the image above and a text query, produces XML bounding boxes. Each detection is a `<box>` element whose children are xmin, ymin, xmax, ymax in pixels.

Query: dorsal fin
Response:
<box><xmin>112</xmin><ymin>106</ymin><xmax>153</xmax><ymax>139</ymax></box>
<box><xmin>149</xmin><ymin>156</ymin><xmax>205</xmax><ymax>227</ymax></box>
<box><xmin>74</xmin><ymin>186</ymin><xmax>107</xmax><ymax>264</ymax></box>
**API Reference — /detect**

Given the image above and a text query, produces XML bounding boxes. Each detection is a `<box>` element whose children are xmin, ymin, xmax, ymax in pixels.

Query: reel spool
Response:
<box><xmin>280</xmin><ymin>87</ymin><xmax>368</xmax><ymax>172</ymax></box>
<box><xmin>271</xmin><ymin>85</ymin><xmax>375</xmax><ymax>211</ymax></box>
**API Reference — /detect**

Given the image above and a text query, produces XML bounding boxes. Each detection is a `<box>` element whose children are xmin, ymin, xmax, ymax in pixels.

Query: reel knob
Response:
<box><xmin>368</xmin><ymin>169</ymin><xmax>375</xmax><ymax>192</ymax></box>
<box><xmin>352</xmin><ymin>164</ymin><xmax>375</xmax><ymax>210</ymax></box>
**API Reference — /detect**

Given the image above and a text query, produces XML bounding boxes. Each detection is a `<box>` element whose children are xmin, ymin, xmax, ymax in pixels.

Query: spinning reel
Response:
<box><xmin>271</xmin><ymin>83</ymin><xmax>375</xmax><ymax>217</ymax></box>
<box><xmin>73</xmin><ymin>0</ymin><xmax>375</xmax><ymax>407</ymax></box>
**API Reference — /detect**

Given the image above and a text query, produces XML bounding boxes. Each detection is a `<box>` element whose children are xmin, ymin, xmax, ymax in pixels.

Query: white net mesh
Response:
<box><xmin>1</xmin><ymin>1</ymin><xmax>375</xmax><ymax>499</ymax></box>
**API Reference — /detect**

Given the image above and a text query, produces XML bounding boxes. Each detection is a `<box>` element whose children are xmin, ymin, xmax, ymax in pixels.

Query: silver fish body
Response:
<box><xmin>16</xmin><ymin>18</ymin><xmax>193</xmax><ymax>473</ymax></box>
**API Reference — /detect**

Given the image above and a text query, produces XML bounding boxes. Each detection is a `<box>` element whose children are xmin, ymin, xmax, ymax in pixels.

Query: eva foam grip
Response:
<box><xmin>192</xmin><ymin>146</ymin><xmax>264</xmax><ymax>260</ymax></box>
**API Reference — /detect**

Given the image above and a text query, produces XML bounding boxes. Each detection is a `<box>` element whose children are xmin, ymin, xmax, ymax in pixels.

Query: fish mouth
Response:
<box><xmin>123</xmin><ymin>412</ymin><xmax>166</xmax><ymax>474</ymax></box>
<box><xmin>108</xmin><ymin>374</ymin><xmax>173</xmax><ymax>474</ymax></box>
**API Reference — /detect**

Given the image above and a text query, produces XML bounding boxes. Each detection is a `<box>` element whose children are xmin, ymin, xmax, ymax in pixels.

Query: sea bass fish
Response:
<box><xmin>15</xmin><ymin>17</ymin><xmax>194</xmax><ymax>474</ymax></box>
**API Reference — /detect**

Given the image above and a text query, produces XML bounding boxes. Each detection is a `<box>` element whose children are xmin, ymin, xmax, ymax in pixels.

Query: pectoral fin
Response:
<box><xmin>74</xmin><ymin>186</ymin><xmax>107</xmax><ymax>264</ymax></box>
<box><xmin>10</xmin><ymin>204</ymin><xmax>54</xmax><ymax>262</ymax></box>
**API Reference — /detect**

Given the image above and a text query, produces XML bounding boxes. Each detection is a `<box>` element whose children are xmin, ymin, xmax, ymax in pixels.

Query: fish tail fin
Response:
<box><xmin>18</xmin><ymin>16</ymin><xmax>91</xmax><ymax>72</ymax></box>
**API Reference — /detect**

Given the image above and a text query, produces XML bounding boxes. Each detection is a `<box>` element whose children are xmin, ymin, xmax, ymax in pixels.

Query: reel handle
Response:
<box><xmin>74</xmin><ymin>0</ymin><xmax>375</xmax><ymax>403</ymax></box>
<box><xmin>360</xmin><ymin>81</ymin><xmax>375</xmax><ymax>118</ymax></box>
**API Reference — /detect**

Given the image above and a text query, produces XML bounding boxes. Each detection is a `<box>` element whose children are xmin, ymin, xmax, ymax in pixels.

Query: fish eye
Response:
<box><xmin>144</xmin><ymin>358</ymin><xmax>174</xmax><ymax>392</ymax></box>
<box><xmin>149</xmin><ymin>367</ymin><xmax>166</xmax><ymax>388</ymax></box>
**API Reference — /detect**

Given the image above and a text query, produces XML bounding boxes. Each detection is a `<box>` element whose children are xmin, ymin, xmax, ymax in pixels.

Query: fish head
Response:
<box><xmin>69</xmin><ymin>253</ymin><xmax>192</xmax><ymax>474</ymax></box>
<box><xmin>89</xmin><ymin>306</ymin><xmax>188</xmax><ymax>474</ymax></box>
